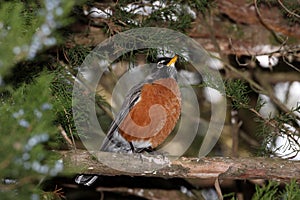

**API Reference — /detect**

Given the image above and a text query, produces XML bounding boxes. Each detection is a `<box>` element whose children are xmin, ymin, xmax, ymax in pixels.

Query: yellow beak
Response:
<box><xmin>166</xmin><ymin>55</ymin><xmax>178</xmax><ymax>67</ymax></box>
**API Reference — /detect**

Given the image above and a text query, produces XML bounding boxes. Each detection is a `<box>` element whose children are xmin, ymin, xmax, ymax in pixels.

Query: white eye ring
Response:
<box><xmin>157</xmin><ymin>59</ymin><xmax>167</xmax><ymax>68</ymax></box>
<box><xmin>157</xmin><ymin>63</ymin><xmax>164</xmax><ymax>68</ymax></box>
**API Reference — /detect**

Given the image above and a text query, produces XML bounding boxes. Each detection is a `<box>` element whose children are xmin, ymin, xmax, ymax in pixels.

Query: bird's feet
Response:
<box><xmin>133</xmin><ymin>148</ymin><xmax>170</xmax><ymax>165</ymax></box>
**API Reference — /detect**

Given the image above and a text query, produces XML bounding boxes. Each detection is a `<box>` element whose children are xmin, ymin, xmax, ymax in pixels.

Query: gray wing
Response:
<box><xmin>100</xmin><ymin>81</ymin><xmax>145</xmax><ymax>152</ymax></box>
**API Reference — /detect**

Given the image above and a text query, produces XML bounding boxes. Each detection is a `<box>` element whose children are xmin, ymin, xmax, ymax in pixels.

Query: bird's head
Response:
<box><xmin>157</xmin><ymin>55</ymin><xmax>178</xmax><ymax>68</ymax></box>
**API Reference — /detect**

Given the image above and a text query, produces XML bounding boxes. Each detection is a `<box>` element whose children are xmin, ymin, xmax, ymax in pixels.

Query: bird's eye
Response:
<box><xmin>157</xmin><ymin>60</ymin><xmax>166</xmax><ymax>68</ymax></box>
<box><xmin>157</xmin><ymin>63</ymin><xmax>164</xmax><ymax>68</ymax></box>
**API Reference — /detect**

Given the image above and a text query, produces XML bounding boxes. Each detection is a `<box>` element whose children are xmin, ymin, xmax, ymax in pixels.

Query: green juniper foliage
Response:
<box><xmin>141</xmin><ymin>3</ymin><xmax>193</xmax><ymax>31</ymax></box>
<box><xmin>186</xmin><ymin>0</ymin><xmax>212</xmax><ymax>15</ymax></box>
<box><xmin>255</xmin><ymin>98</ymin><xmax>300</xmax><ymax>157</ymax></box>
<box><xmin>224</xmin><ymin>79</ymin><xmax>299</xmax><ymax>159</ymax></box>
<box><xmin>225</xmin><ymin>180</ymin><xmax>300</xmax><ymax>200</ymax></box>
<box><xmin>252</xmin><ymin>181</ymin><xmax>279</xmax><ymax>200</ymax></box>
<box><xmin>0</xmin><ymin>0</ymin><xmax>75</xmax><ymax>76</ymax></box>
<box><xmin>0</xmin><ymin>73</ymin><xmax>63</xmax><ymax>199</ymax></box>
<box><xmin>51</xmin><ymin>67</ymin><xmax>77</xmax><ymax>144</ymax></box>
<box><xmin>65</xmin><ymin>45</ymin><xmax>92</xmax><ymax>68</ymax></box>
<box><xmin>252</xmin><ymin>180</ymin><xmax>300</xmax><ymax>200</ymax></box>
<box><xmin>100</xmin><ymin>0</ymin><xmax>208</xmax><ymax>34</ymax></box>
<box><xmin>0</xmin><ymin>0</ymin><xmax>78</xmax><ymax>199</ymax></box>
<box><xmin>282</xmin><ymin>179</ymin><xmax>300</xmax><ymax>200</ymax></box>
<box><xmin>225</xmin><ymin>79</ymin><xmax>250</xmax><ymax>110</ymax></box>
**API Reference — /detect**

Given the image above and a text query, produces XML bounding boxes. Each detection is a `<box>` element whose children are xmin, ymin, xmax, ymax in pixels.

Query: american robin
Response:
<box><xmin>101</xmin><ymin>55</ymin><xmax>181</xmax><ymax>153</ymax></box>
<box><xmin>75</xmin><ymin>55</ymin><xmax>181</xmax><ymax>186</ymax></box>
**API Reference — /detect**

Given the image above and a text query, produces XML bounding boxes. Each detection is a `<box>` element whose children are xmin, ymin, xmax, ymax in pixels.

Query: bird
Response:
<box><xmin>100</xmin><ymin>55</ymin><xmax>181</xmax><ymax>153</ymax></box>
<box><xmin>75</xmin><ymin>55</ymin><xmax>181</xmax><ymax>186</ymax></box>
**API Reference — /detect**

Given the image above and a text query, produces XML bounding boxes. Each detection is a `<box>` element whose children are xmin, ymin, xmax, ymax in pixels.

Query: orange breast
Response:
<box><xmin>118</xmin><ymin>78</ymin><xmax>181</xmax><ymax>148</ymax></box>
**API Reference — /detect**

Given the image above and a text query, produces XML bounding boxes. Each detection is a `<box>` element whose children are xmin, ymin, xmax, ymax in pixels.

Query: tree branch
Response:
<box><xmin>60</xmin><ymin>150</ymin><xmax>300</xmax><ymax>183</ymax></box>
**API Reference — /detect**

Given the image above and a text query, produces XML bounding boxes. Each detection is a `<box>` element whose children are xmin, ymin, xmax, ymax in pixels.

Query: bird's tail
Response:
<box><xmin>75</xmin><ymin>174</ymin><xmax>98</xmax><ymax>186</ymax></box>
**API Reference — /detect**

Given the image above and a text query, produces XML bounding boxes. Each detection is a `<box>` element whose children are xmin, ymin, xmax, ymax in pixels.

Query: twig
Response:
<box><xmin>230</xmin><ymin>39</ymin><xmax>249</xmax><ymax>67</ymax></box>
<box><xmin>253</xmin><ymin>0</ymin><xmax>285</xmax><ymax>43</ymax></box>
<box><xmin>249</xmin><ymin>108</ymin><xmax>276</xmax><ymax>129</ymax></box>
<box><xmin>63</xmin><ymin>108</ymin><xmax>77</xmax><ymax>150</ymax></box>
<box><xmin>95</xmin><ymin>187</ymin><xmax>195</xmax><ymax>200</ymax></box>
<box><xmin>228</xmin><ymin>22</ymin><xmax>299</xmax><ymax>73</ymax></box>
<box><xmin>214</xmin><ymin>178</ymin><xmax>223</xmax><ymax>200</ymax></box>
<box><xmin>282</xmin><ymin>55</ymin><xmax>300</xmax><ymax>72</ymax></box>
<box><xmin>251</xmin><ymin>71</ymin><xmax>300</xmax><ymax>83</ymax></box>
<box><xmin>277</xmin><ymin>0</ymin><xmax>300</xmax><ymax>19</ymax></box>
<box><xmin>256</xmin><ymin>73</ymin><xmax>300</xmax><ymax>121</ymax></box>
<box><xmin>50</xmin><ymin>185</ymin><xmax>66</xmax><ymax>199</ymax></box>
<box><xmin>240</xmin><ymin>130</ymin><xmax>260</xmax><ymax>147</ymax></box>
<box><xmin>231</xmin><ymin>111</ymin><xmax>243</xmax><ymax>157</ymax></box>
<box><xmin>58</xmin><ymin>125</ymin><xmax>73</xmax><ymax>147</ymax></box>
